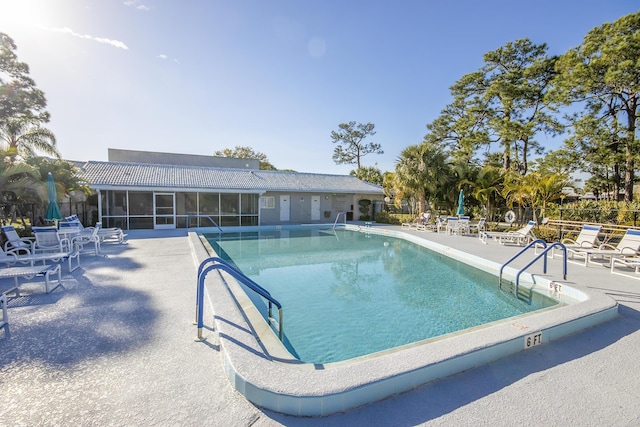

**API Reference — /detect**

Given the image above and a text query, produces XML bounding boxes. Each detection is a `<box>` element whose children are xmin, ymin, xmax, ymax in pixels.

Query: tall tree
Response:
<box><xmin>551</xmin><ymin>11</ymin><xmax>640</xmax><ymax>201</ymax></box>
<box><xmin>0</xmin><ymin>119</ymin><xmax>59</xmax><ymax>163</ymax></box>
<box><xmin>330</xmin><ymin>121</ymin><xmax>383</xmax><ymax>169</ymax></box>
<box><xmin>214</xmin><ymin>145</ymin><xmax>277</xmax><ymax>170</ymax></box>
<box><xmin>0</xmin><ymin>33</ymin><xmax>49</xmax><ymax>127</ymax></box>
<box><xmin>350</xmin><ymin>165</ymin><xmax>383</xmax><ymax>185</ymax></box>
<box><xmin>450</xmin><ymin>39</ymin><xmax>561</xmax><ymax>174</ymax></box>
<box><xmin>393</xmin><ymin>142</ymin><xmax>451</xmax><ymax>214</ymax></box>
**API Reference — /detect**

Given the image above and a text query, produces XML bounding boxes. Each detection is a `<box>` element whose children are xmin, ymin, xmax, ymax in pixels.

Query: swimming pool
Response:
<box><xmin>206</xmin><ymin>229</ymin><xmax>558</xmax><ymax>364</ymax></box>
<box><xmin>194</xmin><ymin>224</ymin><xmax>618</xmax><ymax>416</ymax></box>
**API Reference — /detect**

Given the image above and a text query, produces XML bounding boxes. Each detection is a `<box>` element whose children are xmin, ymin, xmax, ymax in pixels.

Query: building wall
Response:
<box><xmin>259</xmin><ymin>192</ymin><xmax>382</xmax><ymax>224</ymax></box>
<box><xmin>108</xmin><ymin>148</ymin><xmax>259</xmax><ymax>169</ymax></box>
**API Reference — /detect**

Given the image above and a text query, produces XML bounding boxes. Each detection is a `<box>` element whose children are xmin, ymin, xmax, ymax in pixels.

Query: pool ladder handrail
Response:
<box><xmin>333</xmin><ymin>212</ymin><xmax>347</xmax><ymax>230</ymax></box>
<box><xmin>185</xmin><ymin>214</ymin><xmax>224</xmax><ymax>234</ymax></box>
<box><xmin>499</xmin><ymin>239</ymin><xmax>567</xmax><ymax>295</ymax></box>
<box><xmin>195</xmin><ymin>257</ymin><xmax>283</xmax><ymax>341</ymax></box>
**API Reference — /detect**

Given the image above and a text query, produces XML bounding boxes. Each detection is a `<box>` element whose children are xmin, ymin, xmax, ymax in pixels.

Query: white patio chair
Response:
<box><xmin>65</xmin><ymin>215</ymin><xmax>127</xmax><ymax>244</ymax></box>
<box><xmin>0</xmin><ymin>242</ymin><xmax>80</xmax><ymax>272</ymax></box>
<box><xmin>1</xmin><ymin>225</ymin><xmax>34</xmax><ymax>253</ymax></box>
<box><xmin>0</xmin><ymin>264</ymin><xmax>62</xmax><ymax>295</ymax></box>
<box><xmin>480</xmin><ymin>221</ymin><xmax>537</xmax><ymax>245</ymax></box>
<box><xmin>32</xmin><ymin>226</ymin><xmax>71</xmax><ymax>254</ymax></box>
<box><xmin>571</xmin><ymin>228</ymin><xmax>640</xmax><ymax>267</ymax></box>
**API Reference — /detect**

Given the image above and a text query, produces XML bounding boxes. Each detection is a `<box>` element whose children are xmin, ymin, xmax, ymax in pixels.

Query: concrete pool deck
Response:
<box><xmin>1</xmin><ymin>224</ymin><xmax>640</xmax><ymax>425</ymax></box>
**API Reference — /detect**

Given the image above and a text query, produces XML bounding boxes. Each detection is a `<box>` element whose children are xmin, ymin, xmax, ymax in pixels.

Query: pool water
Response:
<box><xmin>206</xmin><ymin>229</ymin><xmax>558</xmax><ymax>364</ymax></box>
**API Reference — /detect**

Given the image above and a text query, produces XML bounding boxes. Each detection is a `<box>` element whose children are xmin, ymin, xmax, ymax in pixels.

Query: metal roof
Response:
<box><xmin>78</xmin><ymin>160</ymin><xmax>383</xmax><ymax>194</ymax></box>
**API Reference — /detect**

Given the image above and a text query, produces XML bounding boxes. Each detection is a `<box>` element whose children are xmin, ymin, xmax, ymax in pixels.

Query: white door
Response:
<box><xmin>279</xmin><ymin>195</ymin><xmax>290</xmax><ymax>221</ymax></box>
<box><xmin>154</xmin><ymin>193</ymin><xmax>176</xmax><ymax>229</ymax></box>
<box><xmin>311</xmin><ymin>196</ymin><xmax>321</xmax><ymax>221</ymax></box>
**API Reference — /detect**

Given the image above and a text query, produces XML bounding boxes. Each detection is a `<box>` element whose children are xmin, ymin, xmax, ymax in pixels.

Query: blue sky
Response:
<box><xmin>0</xmin><ymin>1</ymin><xmax>637</xmax><ymax>175</ymax></box>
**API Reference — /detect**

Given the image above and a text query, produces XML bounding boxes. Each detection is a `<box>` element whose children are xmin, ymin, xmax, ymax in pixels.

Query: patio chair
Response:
<box><xmin>71</xmin><ymin>225</ymin><xmax>103</xmax><ymax>256</ymax></box>
<box><xmin>0</xmin><ymin>244</ymin><xmax>80</xmax><ymax>273</ymax></box>
<box><xmin>468</xmin><ymin>218</ymin><xmax>486</xmax><ymax>234</ymax></box>
<box><xmin>1</xmin><ymin>225</ymin><xmax>34</xmax><ymax>253</ymax></box>
<box><xmin>32</xmin><ymin>226</ymin><xmax>71</xmax><ymax>254</ymax></box>
<box><xmin>65</xmin><ymin>215</ymin><xmax>127</xmax><ymax>244</ymax></box>
<box><xmin>570</xmin><ymin>228</ymin><xmax>640</xmax><ymax>267</ymax></box>
<box><xmin>445</xmin><ymin>217</ymin><xmax>459</xmax><ymax>235</ymax></box>
<box><xmin>0</xmin><ymin>264</ymin><xmax>62</xmax><ymax>295</ymax></box>
<box><xmin>480</xmin><ymin>221</ymin><xmax>537</xmax><ymax>245</ymax></box>
<box><xmin>558</xmin><ymin>224</ymin><xmax>603</xmax><ymax>261</ymax></box>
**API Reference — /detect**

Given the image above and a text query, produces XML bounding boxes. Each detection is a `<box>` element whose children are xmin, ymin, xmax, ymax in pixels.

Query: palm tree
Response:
<box><xmin>0</xmin><ymin>119</ymin><xmax>59</xmax><ymax>164</ymax></box>
<box><xmin>464</xmin><ymin>166</ymin><xmax>503</xmax><ymax>220</ymax></box>
<box><xmin>394</xmin><ymin>144</ymin><xmax>451</xmax><ymax>215</ymax></box>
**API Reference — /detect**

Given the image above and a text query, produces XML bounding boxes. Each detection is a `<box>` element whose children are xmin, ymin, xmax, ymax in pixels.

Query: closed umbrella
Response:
<box><xmin>45</xmin><ymin>172</ymin><xmax>62</xmax><ymax>222</ymax></box>
<box><xmin>456</xmin><ymin>189</ymin><xmax>465</xmax><ymax>216</ymax></box>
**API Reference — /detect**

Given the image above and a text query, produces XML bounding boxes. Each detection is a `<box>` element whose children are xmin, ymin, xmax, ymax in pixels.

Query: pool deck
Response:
<box><xmin>1</xmin><ymin>224</ymin><xmax>640</xmax><ymax>425</ymax></box>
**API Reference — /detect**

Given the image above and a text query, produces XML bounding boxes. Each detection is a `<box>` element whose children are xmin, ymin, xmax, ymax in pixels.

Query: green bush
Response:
<box><xmin>534</xmin><ymin>226</ymin><xmax>559</xmax><ymax>243</ymax></box>
<box><xmin>374</xmin><ymin>211</ymin><xmax>413</xmax><ymax>225</ymax></box>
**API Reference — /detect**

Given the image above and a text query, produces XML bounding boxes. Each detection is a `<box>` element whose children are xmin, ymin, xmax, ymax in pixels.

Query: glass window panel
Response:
<box><xmin>176</xmin><ymin>192</ymin><xmax>197</xmax><ymax>215</ymax></box>
<box><xmin>129</xmin><ymin>192</ymin><xmax>153</xmax><ymax>215</ymax></box>
<box><xmin>104</xmin><ymin>191</ymin><xmax>127</xmax><ymax>216</ymax></box>
<box><xmin>199</xmin><ymin>193</ymin><xmax>219</xmax><ymax>215</ymax></box>
<box><xmin>241</xmin><ymin>194</ymin><xmax>259</xmax><ymax>214</ymax></box>
<box><xmin>220</xmin><ymin>194</ymin><xmax>239</xmax><ymax>215</ymax></box>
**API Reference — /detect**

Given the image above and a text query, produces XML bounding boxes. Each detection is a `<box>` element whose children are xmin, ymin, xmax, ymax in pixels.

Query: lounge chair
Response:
<box><xmin>1</xmin><ymin>225</ymin><xmax>34</xmax><ymax>253</ymax></box>
<box><xmin>610</xmin><ymin>256</ymin><xmax>640</xmax><ymax>275</ymax></box>
<box><xmin>0</xmin><ymin>264</ymin><xmax>62</xmax><ymax>295</ymax></box>
<box><xmin>480</xmin><ymin>221</ymin><xmax>537</xmax><ymax>245</ymax></box>
<box><xmin>468</xmin><ymin>218</ymin><xmax>486</xmax><ymax>234</ymax></box>
<box><xmin>32</xmin><ymin>226</ymin><xmax>72</xmax><ymax>254</ymax></box>
<box><xmin>445</xmin><ymin>217</ymin><xmax>460</xmax><ymax>235</ymax></box>
<box><xmin>557</xmin><ymin>224</ymin><xmax>602</xmax><ymax>261</ymax></box>
<box><xmin>571</xmin><ymin>228</ymin><xmax>640</xmax><ymax>267</ymax></box>
<box><xmin>65</xmin><ymin>215</ymin><xmax>126</xmax><ymax>244</ymax></box>
<box><xmin>401</xmin><ymin>217</ymin><xmax>422</xmax><ymax>229</ymax></box>
<box><xmin>0</xmin><ymin>293</ymin><xmax>7</xmax><ymax>328</ymax></box>
<box><xmin>0</xmin><ymin>245</ymin><xmax>80</xmax><ymax>272</ymax></box>
<box><xmin>70</xmin><ymin>225</ymin><xmax>103</xmax><ymax>256</ymax></box>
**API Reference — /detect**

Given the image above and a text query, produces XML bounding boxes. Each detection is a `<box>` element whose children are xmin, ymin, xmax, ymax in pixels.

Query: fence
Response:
<box><xmin>0</xmin><ymin>202</ymin><xmax>93</xmax><ymax>227</ymax></box>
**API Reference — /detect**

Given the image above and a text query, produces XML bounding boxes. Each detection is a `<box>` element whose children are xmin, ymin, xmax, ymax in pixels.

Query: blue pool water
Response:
<box><xmin>205</xmin><ymin>229</ymin><xmax>557</xmax><ymax>364</ymax></box>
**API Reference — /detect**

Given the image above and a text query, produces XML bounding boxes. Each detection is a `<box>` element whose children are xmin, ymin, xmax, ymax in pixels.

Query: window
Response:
<box><xmin>261</xmin><ymin>196</ymin><xmax>275</xmax><ymax>209</ymax></box>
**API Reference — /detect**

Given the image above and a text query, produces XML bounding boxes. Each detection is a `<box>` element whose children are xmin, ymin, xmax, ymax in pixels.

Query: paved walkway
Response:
<box><xmin>1</xmin><ymin>226</ymin><xmax>640</xmax><ymax>426</ymax></box>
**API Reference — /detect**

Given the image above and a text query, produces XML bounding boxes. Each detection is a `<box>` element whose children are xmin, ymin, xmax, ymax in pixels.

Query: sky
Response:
<box><xmin>0</xmin><ymin>1</ymin><xmax>638</xmax><ymax>176</ymax></box>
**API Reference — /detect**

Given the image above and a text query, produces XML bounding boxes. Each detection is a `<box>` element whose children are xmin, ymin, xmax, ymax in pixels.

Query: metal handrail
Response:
<box><xmin>195</xmin><ymin>257</ymin><xmax>283</xmax><ymax>341</ymax></box>
<box><xmin>333</xmin><ymin>212</ymin><xmax>346</xmax><ymax>230</ymax></box>
<box><xmin>499</xmin><ymin>239</ymin><xmax>548</xmax><ymax>289</ymax></box>
<box><xmin>515</xmin><ymin>243</ymin><xmax>567</xmax><ymax>292</ymax></box>
<box><xmin>186</xmin><ymin>214</ymin><xmax>223</xmax><ymax>233</ymax></box>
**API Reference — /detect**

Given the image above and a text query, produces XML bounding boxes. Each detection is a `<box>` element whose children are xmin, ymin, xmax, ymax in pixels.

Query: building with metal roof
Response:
<box><xmin>77</xmin><ymin>149</ymin><xmax>384</xmax><ymax>230</ymax></box>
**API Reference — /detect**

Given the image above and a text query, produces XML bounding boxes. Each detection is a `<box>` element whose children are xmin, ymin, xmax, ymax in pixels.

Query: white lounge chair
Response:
<box><xmin>32</xmin><ymin>226</ymin><xmax>72</xmax><ymax>254</ymax></box>
<box><xmin>480</xmin><ymin>221</ymin><xmax>537</xmax><ymax>245</ymax></box>
<box><xmin>468</xmin><ymin>218</ymin><xmax>486</xmax><ymax>234</ymax></box>
<box><xmin>0</xmin><ymin>264</ymin><xmax>62</xmax><ymax>295</ymax></box>
<box><xmin>0</xmin><ymin>245</ymin><xmax>80</xmax><ymax>272</ymax></box>
<box><xmin>571</xmin><ymin>228</ymin><xmax>640</xmax><ymax>267</ymax></box>
<box><xmin>1</xmin><ymin>225</ymin><xmax>34</xmax><ymax>253</ymax></box>
<box><xmin>65</xmin><ymin>215</ymin><xmax>126</xmax><ymax>244</ymax></box>
<box><xmin>71</xmin><ymin>225</ymin><xmax>103</xmax><ymax>256</ymax></box>
<box><xmin>558</xmin><ymin>224</ymin><xmax>602</xmax><ymax>261</ymax></box>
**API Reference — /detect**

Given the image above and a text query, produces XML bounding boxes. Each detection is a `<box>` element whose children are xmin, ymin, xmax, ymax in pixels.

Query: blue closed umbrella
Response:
<box><xmin>456</xmin><ymin>189</ymin><xmax>465</xmax><ymax>216</ymax></box>
<box><xmin>45</xmin><ymin>172</ymin><xmax>62</xmax><ymax>221</ymax></box>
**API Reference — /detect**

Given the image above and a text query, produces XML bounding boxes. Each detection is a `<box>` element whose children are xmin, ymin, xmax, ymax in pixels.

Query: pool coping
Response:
<box><xmin>192</xmin><ymin>225</ymin><xmax>618</xmax><ymax>416</ymax></box>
